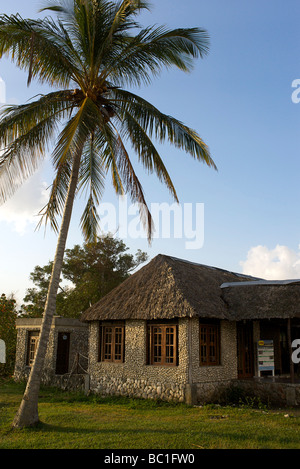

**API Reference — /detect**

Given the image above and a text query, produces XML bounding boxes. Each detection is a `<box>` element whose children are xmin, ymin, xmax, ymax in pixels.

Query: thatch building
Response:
<box><xmin>81</xmin><ymin>254</ymin><xmax>300</xmax><ymax>405</ymax></box>
<box><xmin>81</xmin><ymin>254</ymin><xmax>258</xmax><ymax>322</ymax></box>
<box><xmin>14</xmin><ymin>254</ymin><xmax>300</xmax><ymax>405</ymax></box>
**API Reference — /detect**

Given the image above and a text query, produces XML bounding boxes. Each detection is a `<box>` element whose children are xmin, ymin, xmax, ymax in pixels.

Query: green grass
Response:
<box><xmin>1</xmin><ymin>378</ymin><xmax>300</xmax><ymax>449</ymax></box>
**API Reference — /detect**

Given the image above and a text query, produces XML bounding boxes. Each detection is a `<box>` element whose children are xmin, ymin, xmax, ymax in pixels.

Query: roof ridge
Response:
<box><xmin>157</xmin><ymin>253</ymin><xmax>261</xmax><ymax>281</ymax></box>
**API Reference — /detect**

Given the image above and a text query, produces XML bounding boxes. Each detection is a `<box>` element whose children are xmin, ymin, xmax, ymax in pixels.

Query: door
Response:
<box><xmin>55</xmin><ymin>332</ymin><xmax>70</xmax><ymax>375</ymax></box>
<box><xmin>237</xmin><ymin>321</ymin><xmax>254</xmax><ymax>378</ymax></box>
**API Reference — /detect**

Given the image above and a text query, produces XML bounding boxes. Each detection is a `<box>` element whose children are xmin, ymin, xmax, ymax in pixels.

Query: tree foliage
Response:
<box><xmin>20</xmin><ymin>235</ymin><xmax>148</xmax><ymax>318</ymax></box>
<box><xmin>0</xmin><ymin>294</ymin><xmax>17</xmax><ymax>376</ymax></box>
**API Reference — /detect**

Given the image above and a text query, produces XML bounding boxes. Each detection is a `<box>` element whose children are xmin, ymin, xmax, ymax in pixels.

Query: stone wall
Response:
<box><xmin>233</xmin><ymin>379</ymin><xmax>300</xmax><ymax>407</ymax></box>
<box><xmin>88</xmin><ymin>318</ymin><xmax>241</xmax><ymax>404</ymax></box>
<box><xmin>14</xmin><ymin>317</ymin><xmax>89</xmax><ymax>389</ymax></box>
<box><xmin>14</xmin><ymin>316</ymin><xmax>300</xmax><ymax>406</ymax></box>
<box><xmin>88</xmin><ymin>319</ymin><xmax>189</xmax><ymax>402</ymax></box>
<box><xmin>14</xmin><ymin>321</ymin><xmax>54</xmax><ymax>381</ymax></box>
<box><xmin>189</xmin><ymin>319</ymin><xmax>239</xmax><ymax>403</ymax></box>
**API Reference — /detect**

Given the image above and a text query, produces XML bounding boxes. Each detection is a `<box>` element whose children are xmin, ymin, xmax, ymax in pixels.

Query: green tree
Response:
<box><xmin>61</xmin><ymin>235</ymin><xmax>148</xmax><ymax>316</ymax></box>
<box><xmin>0</xmin><ymin>294</ymin><xmax>17</xmax><ymax>377</ymax></box>
<box><xmin>21</xmin><ymin>235</ymin><xmax>147</xmax><ymax>317</ymax></box>
<box><xmin>0</xmin><ymin>0</ymin><xmax>216</xmax><ymax>428</ymax></box>
<box><xmin>20</xmin><ymin>263</ymin><xmax>67</xmax><ymax>318</ymax></box>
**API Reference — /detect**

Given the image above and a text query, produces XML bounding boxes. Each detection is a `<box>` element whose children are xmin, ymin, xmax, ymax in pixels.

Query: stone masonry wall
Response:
<box><xmin>14</xmin><ymin>318</ymin><xmax>88</xmax><ymax>389</ymax></box>
<box><xmin>234</xmin><ymin>379</ymin><xmax>300</xmax><ymax>407</ymax></box>
<box><xmin>88</xmin><ymin>319</ymin><xmax>190</xmax><ymax>402</ymax></box>
<box><xmin>190</xmin><ymin>319</ymin><xmax>239</xmax><ymax>403</ymax></box>
<box><xmin>88</xmin><ymin>318</ymin><xmax>242</xmax><ymax>404</ymax></box>
<box><xmin>14</xmin><ymin>325</ymin><xmax>55</xmax><ymax>381</ymax></box>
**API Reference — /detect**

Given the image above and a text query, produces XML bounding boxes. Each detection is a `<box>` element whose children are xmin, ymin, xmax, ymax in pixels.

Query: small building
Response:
<box><xmin>80</xmin><ymin>254</ymin><xmax>300</xmax><ymax>405</ymax></box>
<box><xmin>14</xmin><ymin>316</ymin><xmax>89</xmax><ymax>391</ymax></box>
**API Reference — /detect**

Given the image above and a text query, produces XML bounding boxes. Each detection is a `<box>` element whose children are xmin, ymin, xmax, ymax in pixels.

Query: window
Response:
<box><xmin>99</xmin><ymin>322</ymin><xmax>125</xmax><ymax>363</ymax></box>
<box><xmin>199</xmin><ymin>320</ymin><xmax>220</xmax><ymax>366</ymax></box>
<box><xmin>148</xmin><ymin>323</ymin><xmax>178</xmax><ymax>366</ymax></box>
<box><xmin>26</xmin><ymin>331</ymin><xmax>40</xmax><ymax>366</ymax></box>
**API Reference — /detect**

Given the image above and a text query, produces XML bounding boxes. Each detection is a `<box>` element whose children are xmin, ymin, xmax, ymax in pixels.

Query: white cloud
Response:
<box><xmin>0</xmin><ymin>170</ymin><xmax>49</xmax><ymax>235</ymax></box>
<box><xmin>240</xmin><ymin>245</ymin><xmax>300</xmax><ymax>280</ymax></box>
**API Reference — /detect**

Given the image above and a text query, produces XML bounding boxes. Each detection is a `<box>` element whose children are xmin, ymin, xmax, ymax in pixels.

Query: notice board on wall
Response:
<box><xmin>257</xmin><ymin>339</ymin><xmax>275</xmax><ymax>376</ymax></box>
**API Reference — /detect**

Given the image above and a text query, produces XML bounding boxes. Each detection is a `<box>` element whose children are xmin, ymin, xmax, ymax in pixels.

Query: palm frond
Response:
<box><xmin>0</xmin><ymin>90</ymin><xmax>73</xmax><ymax>145</ymax></box>
<box><xmin>114</xmin><ymin>113</ymin><xmax>179</xmax><ymax>202</ymax></box>
<box><xmin>100</xmin><ymin>25</ymin><xmax>209</xmax><ymax>87</ymax></box>
<box><xmin>37</xmin><ymin>155</ymin><xmax>73</xmax><ymax>233</ymax></box>
<box><xmin>38</xmin><ymin>97</ymin><xmax>102</xmax><ymax>234</ymax></box>
<box><xmin>0</xmin><ymin>13</ymin><xmax>82</xmax><ymax>88</ymax></box>
<box><xmin>103</xmin><ymin>123</ymin><xmax>154</xmax><ymax>241</ymax></box>
<box><xmin>91</xmin><ymin>0</ymin><xmax>141</xmax><ymax>77</ymax></box>
<box><xmin>80</xmin><ymin>194</ymin><xmax>101</xmax><ymax>242</ymax></box>
<box><xmin>112</xmin><ymin>88</ymin><xmax>216</xmax><ymax>169</ymax></box>
<box><xmin>0</xmin><ymin>92</ymin><xmax>73</xmax><ymax>204</ymax></box>
<box><xmin>51</xmin><ymin>96</ymin><xmax>98</xmax><ymax>170</ymax></box>
<box><xmin>78</xmin><ymin>135</ymin><xmax>107</xmax><ymax>241</ymax></box>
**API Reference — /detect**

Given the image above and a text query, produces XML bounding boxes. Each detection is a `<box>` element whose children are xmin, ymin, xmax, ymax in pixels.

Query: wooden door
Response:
<box><xmin>237</xmin><ymin>321</ymin><xmax>254</xmax><ymax>378</ymax></box>
<box><xmin>55</xmin><ymin>332</ymin><xmax>70</xmax><ymax>375</ymax></box>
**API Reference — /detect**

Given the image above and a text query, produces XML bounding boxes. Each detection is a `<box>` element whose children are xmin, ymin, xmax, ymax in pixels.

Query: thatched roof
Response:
<box><xmin>221</xmin><ymin>280</ymin><xmax>300</xmax><ymax>320</ymax></box>
<box><xmin>80</xmin><ymin>254</ymin><xmax>259</xmax><ymax>322</ymax></box>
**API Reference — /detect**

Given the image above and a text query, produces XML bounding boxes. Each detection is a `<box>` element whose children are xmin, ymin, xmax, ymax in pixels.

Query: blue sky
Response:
<box><xmin>1</xmin><ymin>0</ymin><xmax>300</xmax><ymax>305</ymax></box>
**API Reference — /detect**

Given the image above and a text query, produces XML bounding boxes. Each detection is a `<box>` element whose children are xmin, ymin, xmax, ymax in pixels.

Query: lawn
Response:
<box><xmin>1</xmin><ymin>378</ymin><xmax>300</xmax><ymax>450</ymax></box>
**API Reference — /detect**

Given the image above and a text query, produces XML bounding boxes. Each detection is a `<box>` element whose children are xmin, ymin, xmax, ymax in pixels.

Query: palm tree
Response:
<box><xmin>0</xmin><ymin>0</ymin><xmax>216</xmax><ymax>428</ymax></box>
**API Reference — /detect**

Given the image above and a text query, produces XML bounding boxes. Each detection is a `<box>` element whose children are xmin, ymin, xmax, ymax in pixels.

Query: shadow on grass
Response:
<box><xmin>12</xmin><ymin>420</ymin><xmax>298</xmax><ymax>450</ymax></box>
<box><xmin>38</xmin><ymin>391</ymin><xmax>188</xmax><ymax>411</ymax></box>
<box><xmin>21</xmin><ymin>419</ymin><xmax>185</xmax><ymax>435</ymax></box>
<box><xmin>0</xmin><ymin>402</ymin><xmax>10</xmax><ymax>409</ymax></box>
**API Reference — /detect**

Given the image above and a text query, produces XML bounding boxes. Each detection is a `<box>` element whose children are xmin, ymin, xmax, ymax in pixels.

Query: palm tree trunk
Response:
<box><xmin>12</xmin><ymin>149</ymin><xmax>82</xmax><ymax>429</ymax></box>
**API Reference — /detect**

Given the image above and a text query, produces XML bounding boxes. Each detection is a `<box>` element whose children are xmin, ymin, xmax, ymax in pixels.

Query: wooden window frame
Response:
<box><xmin>147</xmin><ymin>322</ymin><xmax>178</xmax><ymax>366</ymax></box>
<box><xmin>199</xmin><ymin>320</ymin><xmax>220</xmax><ymax>366</ymax></box>
<box><xmin>98</xmin><ymin>322</ymin><xmax>125</xmax><ymax>363</ymax></box>
<box><xmin>26</xmin><ymin>330</ymin><xmax>40</xmax><ymax>366</ymax></box>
